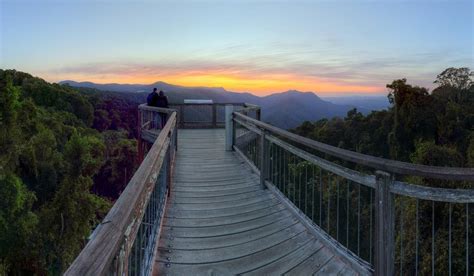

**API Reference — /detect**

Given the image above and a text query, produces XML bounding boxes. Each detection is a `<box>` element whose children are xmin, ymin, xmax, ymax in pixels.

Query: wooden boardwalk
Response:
<box><xmin>153</xmin><ymin>129</ymin><xmax>357</xmax><ymax>275</ymax></box>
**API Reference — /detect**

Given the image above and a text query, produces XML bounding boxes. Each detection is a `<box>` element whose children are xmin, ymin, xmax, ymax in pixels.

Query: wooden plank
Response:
<box><xmin>173</xmin><ymin>179</ymin><xmax>258</xmax><ymax>188</ymax></box>
<box><xmin>158</xmin><ymin>217</ymin><xmax>298</xmax><ymax>250</ymax></box>
<box><xmin>169</xmin><ymin>189</ymin><xmax>268</xmax><ymax>204</ymax></box>
<box><xmin>170</xmin><ymin>185</ymin><xmax>261</xmax><ymax>198</ymax></box>
<box><xmin>168</xmin><ymin>193</ymin><xmax>274</xmax><ymax>210</ymax></box>
<box><xmin>156</xmin><ymin>225</ymin><xmax>308</xmax><ymax>264</ymax></box>
<box><xmin>284</xmin><ymin>246</ymin><xmax>335</xmax><ymax>275</ymax></box>
<box><xmin>243</xmin><ymin>239</ymin><xmax>323</xmax><ymax>275</ymax></box>
<box><xmin>161</xmin><ymin>210</ymin><xmax>294</xmax><ymax>238</ymax></box>
<box><xmin>164</xmin><ymin>204</ymin><xmax>286</xmax><ymax>227</ymax></box>
<box><xmin>166</xmin><ymin>198</ymin><xmax>279</xmax><ymax>219</ymax></box>
<box><xmin>172</xmin><ymin>183</ymin><xmax>257</xmax><ymax>193</ymax></box>
<box><xmin>156</xmin><ymin>231</ymin><xmax>316</xmax><ymax>274</ymax></box>
<box><xmin>314</xmin><ymin>260</ymin><xmax>347</xmax><ymax>275</ymax></box>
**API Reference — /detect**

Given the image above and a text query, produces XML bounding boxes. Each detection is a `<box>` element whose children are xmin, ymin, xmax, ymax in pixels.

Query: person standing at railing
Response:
<box><xmin>147</xmin><ymin>88</ymin><xmax>160</xmax><ymax>128</ymax></box>
<box><xmin>147</xmin><ymin>88</ymin><xmax>169</xmax><ymax>128</ymax></box>
<box><xmin>156</xmin><ymin>90</ymin><xmax>169</xmax><ymax>128</ymax></box>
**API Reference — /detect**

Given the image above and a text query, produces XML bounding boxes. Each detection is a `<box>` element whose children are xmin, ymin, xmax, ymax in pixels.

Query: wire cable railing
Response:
<box><xmin>228</xmin><ymin>108</ymin><xmax>474</xmax><ymax>275</ymax></box>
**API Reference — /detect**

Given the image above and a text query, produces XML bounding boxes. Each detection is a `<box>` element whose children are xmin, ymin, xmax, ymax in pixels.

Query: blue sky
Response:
<box><xmin>1</xmin><ymin>0</ymin><xmax>473</xmax><ymax>95</ymax></box>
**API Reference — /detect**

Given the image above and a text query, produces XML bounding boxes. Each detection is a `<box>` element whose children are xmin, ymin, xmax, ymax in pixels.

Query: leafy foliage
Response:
<box><xmin>293</xmin><ymin>67</ymin><xmax>474</xmax><ymax>167</ymax></box>
<box><xmin>291</xmin><ymin>67</ymin><xmax>473</xmax><ymax>274</ymax></box>
<box><xmin>0</xmin><ymin>70</ymin><xmax>139</xmax><ymax>274</ymax></box>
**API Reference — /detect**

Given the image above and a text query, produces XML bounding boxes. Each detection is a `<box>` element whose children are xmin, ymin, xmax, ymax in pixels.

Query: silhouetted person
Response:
<box><xmin>147</xmin><ymin>87</ymin><xmax>159</xmax><ymax>107</ymax></box>
<box><xmin>156</xmin><ymin>90</ymin><xmax>169</xmax><ymax>127</ymax></box>
<box><xmin>147</xmin><ymin>88</ymin><xmax>160</xmax><ymax>128</ymax></box>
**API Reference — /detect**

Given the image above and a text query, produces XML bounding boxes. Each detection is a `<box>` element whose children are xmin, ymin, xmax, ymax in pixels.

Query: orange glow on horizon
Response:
<box><xmin>47</xmin><ymin>70</ymin><xmax>382</xmax><ymax>96</ymax></box>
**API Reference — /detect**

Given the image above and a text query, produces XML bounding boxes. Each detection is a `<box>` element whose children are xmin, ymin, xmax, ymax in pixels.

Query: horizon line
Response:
<box><xmin>58</xmin><ymin>78</ymin><xmax>388</xmax><ymax>97</ymax></box>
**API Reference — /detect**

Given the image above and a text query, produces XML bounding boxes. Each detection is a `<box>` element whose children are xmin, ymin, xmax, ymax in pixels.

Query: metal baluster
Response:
<box><xmin>139</xmin><ymin>226</ymin><xmax>143</xmax><ymax>275</ymax></box>
<box><xmin>253</xmin><ymin>137</ymin><xmax>256</xmax><ymax>165</ymax></box>
<box><xmin>293</xmin><ymin>155</ymin><xmax>296</xmax><ymax>204</ymax></box>
<box><xmin>286</xmin><ymin>150</ymin><xmax>290</xmax><ymax>198</ymax></box>
<box><xmin>279</xmin><ymin>147</ymin><xmax>283</xmax><ymax>192</ymax></box>
<box><xmin>400</xmin><ymin>197</ymin><xmax>404</xmax><ymax>276</ymax></box>
<box><xmin>357</xmin><ymin>183</ymin><xmax>361</xmax><ymax>256</ymax></box>
<box><xmin>416</xmin><ymin>199</ymin><xmax>419</xmax><ymax>276</ymax></box>
<box><xmin>283</xmin><ymin>149</ymin><xmax>286</xmax><ymax>197</ymax></box>
<box><xmin>347</xmin><ymin>180</ymin><xmax>350</xmax><ymax>248</ymax></box>
<box><xmin>278</xmin><ymin>147</ymin><xmax>282</xmax><ymax>193</ymax></box>
<box><xmin>370</xmin><ymin>188</ymin><xmax>373</xmax><ymax>264</ymax></box>
<box><xmin>269</xmin><ymin>144</ymin><xmax>273</xmax><ymax>187</ymax></box>
<box><xmin>298</xmin><ymin>159</ymin><xmax>302</xmax><ymax>210</ymax></box>
<box><xmin>467</xmin><ymin>203</ymin><xmax>469</xmax><ymax>276</ymax></box>
<box><xmin>312</xmin><ymin>165</ymin><xmax>315</xmax><ymax>222</ymax></box>
<box><xmin>449</xmin><ymin>203</ymin><xmax>452</xmax><ymax>276</ymax></box>
<box><xmin>432</xmin><ymin>201</ymin><xmax>435</xmax><ymax>276</ymax></box>
<box><xmin>272</xmin><ymin>145</ymin><xmax>275</xmax><ymax>189</ymax></box>
<box><xmin>336</xmin><ymin>177</ymin><xmax>340</xmax><ymax>242</ymax></box>
<box><xmin>327</xmin><ymin>172</ymin><xmax>331</xmax><ymax>235</ymax></box>
<box><xmin>253</xmin><ymin>138</ymin><xmax>256</xmax><ymax>166</ymax></box>
<box><xmin>305</xmin><ymin>164</ymin><xmax>308</xmax><ymax>216</ymax></box>
<box><xmin>248</xmin><ymin>137</ymin><xmax>252</xmax><ymax>163</ymax></box>
<box><xmin>319</xmin><ymin>169</ymin><xmax>322</xmax><ymax>227</ymax></box>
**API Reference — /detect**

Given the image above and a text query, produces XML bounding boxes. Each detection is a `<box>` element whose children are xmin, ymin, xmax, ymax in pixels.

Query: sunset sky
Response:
<box><xmin>1</xmin><ymin>0</ymin><xmax>473</xmax><ymax>96</ymax></box>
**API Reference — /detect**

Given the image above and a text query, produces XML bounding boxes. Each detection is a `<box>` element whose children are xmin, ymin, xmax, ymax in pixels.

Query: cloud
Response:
<box><xmin>42</xmin><ymin>43</ymin><xmax>471</xmax><ymax>95</ymax></box>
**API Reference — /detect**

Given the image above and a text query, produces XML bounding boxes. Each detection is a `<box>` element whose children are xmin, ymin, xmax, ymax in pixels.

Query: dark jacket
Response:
<box><xmin>147</xmin><ymin>92</ymin><xmax>159</xmax><ymax>106</ymax></box>
<box><xmin>147</xmin><ymin>92</ymin><xmax>169</xmax><ymax>108</ymax></box>
<box><xmin>156</xmin><ymin>95</ymin><xmax>169</xmax><ymax>108</ymax></box>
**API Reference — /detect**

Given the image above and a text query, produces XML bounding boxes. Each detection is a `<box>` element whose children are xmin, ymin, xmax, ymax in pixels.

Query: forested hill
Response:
<box><xmin>62</xmin><ymin>80</ymin><xmax>372</xmax><ymax>129</ymax></box>
<box><xmin>0</xmin><ymin>70</ymin><xmax>139</xmax><ymax>274</ymax></box>
<box><xmin>292</xmin><ymin>67</ymin><xmax>474</xmax><ymax>170</ymax></box>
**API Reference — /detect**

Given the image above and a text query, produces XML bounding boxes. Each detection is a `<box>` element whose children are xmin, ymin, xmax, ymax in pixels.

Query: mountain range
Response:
<box><xmin>61</xmin><ymin>80</ymin><xmax>387</xmax><ymax>129</ymax></box>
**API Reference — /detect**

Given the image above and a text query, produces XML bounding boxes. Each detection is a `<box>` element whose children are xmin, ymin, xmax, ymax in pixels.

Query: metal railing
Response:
<box><xmin>227</xmin><ymin>108</ymin><xmax>474</xmax><ymax>275</ymax></box>
<box><xmin>65</xmin><ymin>106</ymin><xmax>177</xmax><ymax>276</ymax></box>
<box><xmin>166</xmin><ymin>103</ymin><xmax>260</xmax><ymax>128</ymax></box>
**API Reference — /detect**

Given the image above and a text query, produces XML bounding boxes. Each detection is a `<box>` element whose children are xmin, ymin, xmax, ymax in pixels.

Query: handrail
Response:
<box><xmin>66</xmin><ymin>110</ymin><xmax>177</xmax><ymax>275</ymax></box>
<box><xmin>234</xmin><ymin>112</ymin><xmax>474</xmax><ymax>181</ymax></box>
<box><xmin>138</xmin><ymin>103</ymin><xmax>177</xmax><ymax>114</ymax></box>
<box><xmin>229</xmin><ymin>109</ymin><xmax>474</xmax><ymax>275</ymax></box>
<box><xmin>156</xmin><ymin>102</ymin><xmax>261</xmax><ymax>129</ymax></box>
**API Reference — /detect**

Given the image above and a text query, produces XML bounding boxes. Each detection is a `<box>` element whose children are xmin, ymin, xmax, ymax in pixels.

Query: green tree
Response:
<box><xmin>387</xmin><ymin>79</ymin><xmax>436</xmax><ymax>160</ymax></box>
<box><xmin>37</xmin><ymin>134</ymin><xmax>109</xmax><ymax>272</ymax></box>
<box><xmin>0</xmin><ymin>74</ymin><xmax>21</xmax><ymax>171</ymax></box>
<box><xmin>434</xmin><ymin>67</ymin><xmax>473</xmax><ymax>90</ymax></box>
<box><xmin>0</xmin><ymin>173</ymin><xmax>37</xmax><ymax>273</ymax></box>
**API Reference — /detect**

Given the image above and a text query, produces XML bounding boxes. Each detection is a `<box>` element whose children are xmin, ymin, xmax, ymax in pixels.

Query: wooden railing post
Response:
<box><xmin>232</xmin><ymin>116</ymin><xmax>236</xmax><ymax>148</ymax></box>
<box><xmin>166</xmin><ymin>133</ymin><xmax>172</xmax><ymax>197</ymax></box>
<box><xmin>259</xmin><ymin>130</ymin><xmax>268</xmax><ymax>189</ymax></box>
<box><xmin>212</xmin><ymin>104</ymin><xmax>217</xmax><ymax>128</ymax></box>
<box><xmin>179</xmin><ymin>105</ymin><xmax>184</xmax><ymax>128</ymax></box>
<box><xmin>375</xmin><ymin>170</ymin><xmax>395</xmax><ymax>276</ymax></box>
<box><xmin>225</xmin><ymin>105</ymin><xmax>234</xmax><ymax>151</ymax></box>
<box><xmin>256</xmin><ymin>108</ymin><xmax>261</xmax><ymax>121</ymax></box>
<box><xmin>137</xmin><ymin>109</ymin><xmax>144</xmax><ymax>162</ymax></box>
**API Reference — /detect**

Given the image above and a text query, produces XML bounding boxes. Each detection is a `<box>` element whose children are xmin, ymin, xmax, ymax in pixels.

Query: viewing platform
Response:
<box><xmin>154</xmin><ymin>129</ymin><xmax>355</xmax><ymax>274</ymax></box>
<box><xmin>66</xmin><ymin>103</ymin><xmax>474</xmax><ymax>276</ymax></box>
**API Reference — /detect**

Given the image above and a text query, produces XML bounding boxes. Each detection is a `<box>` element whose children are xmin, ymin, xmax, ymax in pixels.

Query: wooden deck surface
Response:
<box><xmin>153</xmin><ymin>129</ymin><xmax>357</xmax><ymax>275</ymax></box>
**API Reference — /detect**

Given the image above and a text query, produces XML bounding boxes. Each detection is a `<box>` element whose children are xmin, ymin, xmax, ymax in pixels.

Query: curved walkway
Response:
<box><xmin>153</xmin><ymin>129</ymin><xmax>357</xmax><ymax>275</ymax></box>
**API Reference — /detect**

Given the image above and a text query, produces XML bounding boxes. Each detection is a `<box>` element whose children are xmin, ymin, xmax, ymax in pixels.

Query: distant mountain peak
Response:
<box><xmin>150</xmin><ymin>80</ymin><xmax>170</xmax><ymax>86</ymax></box>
